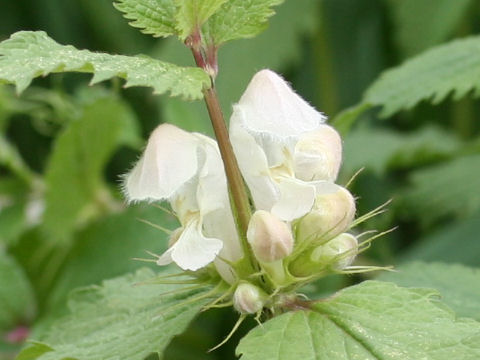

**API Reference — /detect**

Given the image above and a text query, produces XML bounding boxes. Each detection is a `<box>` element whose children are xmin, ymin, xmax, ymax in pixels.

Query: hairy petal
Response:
<box><xmin>124</xmin><ymin>124</ymin><xmax>199</xmax><ymax>202</ymax></box>
<box><xmin>233</xmin><ymin>69</ymin><xmax>326</xmax><ymax>141</ymax></box>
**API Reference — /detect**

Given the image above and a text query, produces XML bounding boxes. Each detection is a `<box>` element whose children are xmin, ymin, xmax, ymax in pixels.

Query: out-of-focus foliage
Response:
<box><xmin>1</xmin><ymin>0</ymin><xmax>480</xmax><ymax>359</ymax></box>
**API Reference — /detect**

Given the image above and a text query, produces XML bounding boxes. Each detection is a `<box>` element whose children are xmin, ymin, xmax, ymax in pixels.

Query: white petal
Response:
<box><xmin>124</xmin><ymin>124</ymin><xmax>199</xmax><ymax>202</ymax></box>
<box><xmin>229</xmin><ymin>119</ymin><xmax>280</xmax><ymax>211</ymax></box>
<box><xmin>194</xmin><ymin>134</ymin><xmax>230</xmax><ymax>215</ymax></box>
<box><xmin>271</xmin><ymin>177</ymin><xmax>316</xmax><ymax>221</ymax></box>
<box><xmin>195</xmin><ymin>135</ymin><xmax>243</xmax><ymax>262</ymax></box>
<box><xmin>234</xmin><ymin>69</ymin><xmax>326</xmax><ymax>140</ymax></box>
<box><xmin>294</xmin><ymin>125</ymin><xmax>342</xmax><ymax>182</ymax></box>
<box><xmin>159</xmin><ymin>219</ymin><xmax>223</xmax><ymax>271</ymax></box>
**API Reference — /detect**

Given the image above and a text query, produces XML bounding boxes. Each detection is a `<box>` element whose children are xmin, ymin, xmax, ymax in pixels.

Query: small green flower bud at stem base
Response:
<box><xmin>296</xmin><ymin>186</ymin><xmax>355</xmax><ymax>246</ymax></box>
<box><xmin>311</xmin><ymin>233</ymin><xmax>358</xmax><ymax>270</ymax></box>
<box><xmin>247</xmin><ymin>210</ymin><xmax>294</xmax><ymax>263</ymax></box>
<box><xmin>289</xmin><ymin>233</ymin><xmax>358</xmax><ymax>277</ymax></box>
<box><xmin>233</xmin><ymin>282</ymin><xmax>268</xmax><ymax>314</ymax></box>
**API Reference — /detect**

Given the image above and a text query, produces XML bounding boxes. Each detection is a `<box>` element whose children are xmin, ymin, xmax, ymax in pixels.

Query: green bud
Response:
<box><xmin>311</xmin><ymin>233</ymin><xmax>358</xmax><ymax>270</ymax></box>
<box><xmin>233</xmin><ymin>282</ymin><xmax>268</xmax><ymax>314</ymax></box>
<box><xmin>296</xmin><ymin>186</ymin><xmax>355</xmax><ymax>246</ymax></box>
<box><xmin>289</xmin><ymin>233</ymin><xmax>358</xmax><ymax>277</ymax></box>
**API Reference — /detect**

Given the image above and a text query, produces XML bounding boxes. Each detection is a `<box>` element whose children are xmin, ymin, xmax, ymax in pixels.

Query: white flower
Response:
<box><xmin>124</xmin><ymin>124</ymin><xmax>241</xmax><ymax>272</ymax></box>
<box><xmin>230</xmin><ymin>69</ymin><xmax>342</xmax><ymax>221</ymax></box>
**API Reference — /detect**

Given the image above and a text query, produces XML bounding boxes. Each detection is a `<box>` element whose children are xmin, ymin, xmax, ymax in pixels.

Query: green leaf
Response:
<box><xmin>175</xmin><ymin>0</ymin><xmax>228</xmax><ymax>40</ymax></box>
<box><xmin>0</xmin><ymin>31</ymin><xmax>209</xmax><ymax>99</ymax></box>
<box><xmin>16</xmin><ymin>342</ymin><xmax>53</xmax><ymax>360</ymax></box>
<box><xmin>47</xmin><ymin>204</ymin><xmax>178</xmax><ymax>309</ymax></box>
<box><xmin>331</xmin><ymin>103</ymin><xmax>371</xmax><ymax>136</ymax></box>
<box><xmin>18</xmin><ymin>268</ymin><xmax>212</xmax><ymax>360</ymax></box>
<box><xmin>364</xmin><ymin>35</ymin><xmax>480</xmax><ymax>117</ymax></box>
<box><xmin>158</xmin><ymin>0</ymin><xmax>318</xmax><ymax>114</ymax></box>
<box><xmin>402</xmin><ymin>210</ymin><xmax>480</xmax><ymax>267</ymax></box>
<box><xmin>113</xmin><ymin>0</ymin><xmax>177</xmax><ymax>38</ymax></box>
<box><xmin>0</xmin><ymin>250</ymin><xmax>36</xmax><ymax>330</ymax></box>
<box><xmin>390</xmin><ymin>0</ymin><xmax>473</xmax><ymax>56</ymax></box>
<box><xmin>0</xmin><ymin>133</ymin><xmax>36</xmax><ymax>184</ymax></box>
<box><xmin>377</xmin><ymin>262</ymin><xmax>480</xmax><ymax>320</ymax></box>
<box><xmin>42</xmin><ymin>97</ymin><xmax>132</xmax><ymax>242</ymax></box>
<box><xmin>400</xmin><ymin>154</ymin><xmax>480</xmax><ymax>225</ymax></box>
<box><xmin>342</xmin><ymin>126</ymin><xmax>460</xmax><ymax>176</ymax></box>
<box><xmin>237</xmin><ymin>281</ymin><xmax>480</xmax><ymax>359</ymax></box>
<box><xmin>204</xmin><ymin>0</ymin><xmax>284</xmax><ymax>45</ymax></box>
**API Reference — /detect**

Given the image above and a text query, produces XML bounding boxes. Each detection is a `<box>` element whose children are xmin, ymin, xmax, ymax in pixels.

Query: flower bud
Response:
<box><xmin>288</xmin><ymin>233</ymin><xmax>358</xmax><ymax>277</ymax></box>
<box><xmin>311</xmin><ymin>233</ymin><xmax>358</xmax><ymax>270</ymax></box>
<box><xmin>296</xmin><ymin>186</ymin><xmax>355</xmax><ymax>245</ymax></box>
<box><xmin>233</xmin><ymin>282</ymin><xmax>268</xmax><ymax>314</ymax></box>
<box><xmin>247</xmin><ymin>210</ymin><xmax>294</xmax><ymax>262</ymax></box>
<box><xmin>294</xmin><ymin>125</ymin><xmax>342</xmax><ymax>182</ymax></box>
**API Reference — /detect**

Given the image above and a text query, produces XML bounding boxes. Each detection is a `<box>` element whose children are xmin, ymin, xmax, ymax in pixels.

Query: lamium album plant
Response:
<box><xmin>1</xmin><ymin>1</ymin><xmax>480</xmax><ymax>360</ymax></box>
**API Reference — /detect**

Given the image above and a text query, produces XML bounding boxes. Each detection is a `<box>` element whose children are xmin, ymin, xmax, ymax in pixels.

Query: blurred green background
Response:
<box><xmin>1</xmin><ymin>0</ymin><xmax>480</xmax><ymax>359</ymax></box>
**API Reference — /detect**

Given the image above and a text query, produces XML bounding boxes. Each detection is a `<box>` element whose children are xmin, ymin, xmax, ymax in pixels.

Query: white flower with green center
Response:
<box><xmin>229</xmin><ymin>69</ymin><xmax>343</xmax><ymax>221</ymax></box>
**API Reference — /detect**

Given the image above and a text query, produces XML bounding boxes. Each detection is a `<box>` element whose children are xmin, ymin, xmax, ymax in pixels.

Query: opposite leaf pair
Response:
<box><xmin>124</xmin><ymin>69</ymin><xmax>357</xmax><ymax>288</ymax></box>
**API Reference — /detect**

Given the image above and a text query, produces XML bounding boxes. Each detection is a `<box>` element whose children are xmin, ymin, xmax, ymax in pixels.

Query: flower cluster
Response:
<box><xmin>124</xmin><ymin>70</ymin><xmax>358</xmax><ymax>313</ymax></box>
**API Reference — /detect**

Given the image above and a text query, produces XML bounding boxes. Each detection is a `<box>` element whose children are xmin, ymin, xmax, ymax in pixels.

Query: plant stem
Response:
<box><xmin>187</xmin><ymin>33</ymin><xmax>252</xmax><ymax>244</ymax></box>
<box><xmin>202</xmin><ymin>86</ymin><xmax>252</xmax><ymax>236</ymax></box>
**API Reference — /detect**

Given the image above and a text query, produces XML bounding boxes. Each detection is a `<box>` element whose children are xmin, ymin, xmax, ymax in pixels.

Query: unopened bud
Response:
<box><xmin>294</xmin><ymin>125</ymin><xmax>342</xmax><ymax>182</ymax></box>
<box><xmin>247</xmin><ymin>210</ymin><xmax>294</xmax><ymax>262</ymax></box>
<box><xmin>233</xmin><ymin>283</ymin><xmax>267</xmax><ymax>314</ymax></box>
<box><xmin>296</xmin><ymin>186</ymin><xmax>355</xmax><ymax>245</ymax></box>
<box><xmin>311</xmin><ymin>233</ymin><xmax>358</xmax><ymax>270</ymax></box>
<box><xmin>288</xmin><ymin>233</ymin><xmax>358</xmax><ymax>277</ymax></box>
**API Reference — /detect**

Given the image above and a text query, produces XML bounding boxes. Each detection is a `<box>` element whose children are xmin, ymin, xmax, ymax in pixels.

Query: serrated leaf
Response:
<box><xmin>402</xmin><ymin>210</ymin><xmax>480</xmax><ymax>267</ymax></box>
<box><xmin>237</xmin><ymin>281</ymin><xmax>480</xmax><ymax>360</ymax></box>
<box><xmin>204</xmin><ymin>0</ymin><xmax>284</xmax><ymax>45</ymax></box>
<box><xmin>18</xmin><ymin>268</ymin><xmax>212</xmax><ymax>360</ymax></box>
<box><xmin>158</xmin><ymin>0</ymin><xmax>318</xmax><ymax>114</ymax></box>
<box><xmin>0</xmin><ymin>250</ymin><xmax>36</xmax><ymax>330</ymax></box>
<box><xmin>389</xmin><ymin>0</ymin><xmax>473</xmax><ymax>56</ymax></box>
<box><xmin>377</xmin><ymin>262</ymin><xmax>480</xmax><ymax>320</ymax></box>
<box><xmin>364</xmin><ymin>36</ymin><xmax>480</xmax><ymax>117</ymax></box>
<box><xmin>400</xmin><ymin>154</ymin><xmax>480</xmax><ymax>225</ymax></box>
<box><xmin>113</xmin><ymin>0</ymin><xmax>177</xmax><ymax>38</ymax></box>
<box><xmin>0</xmin><ymin>31</ymin><xmax>209</xmax><ymax>99</ymax></box>
<box><xmin>175</xmin><ymin>0</ymin><xmax>228</xmax><ymax>40</ymax></box>
<box><xmin>43</xmin><ymin>97</ymin><xmax>133</xmax><ymax>242</ymax></box>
